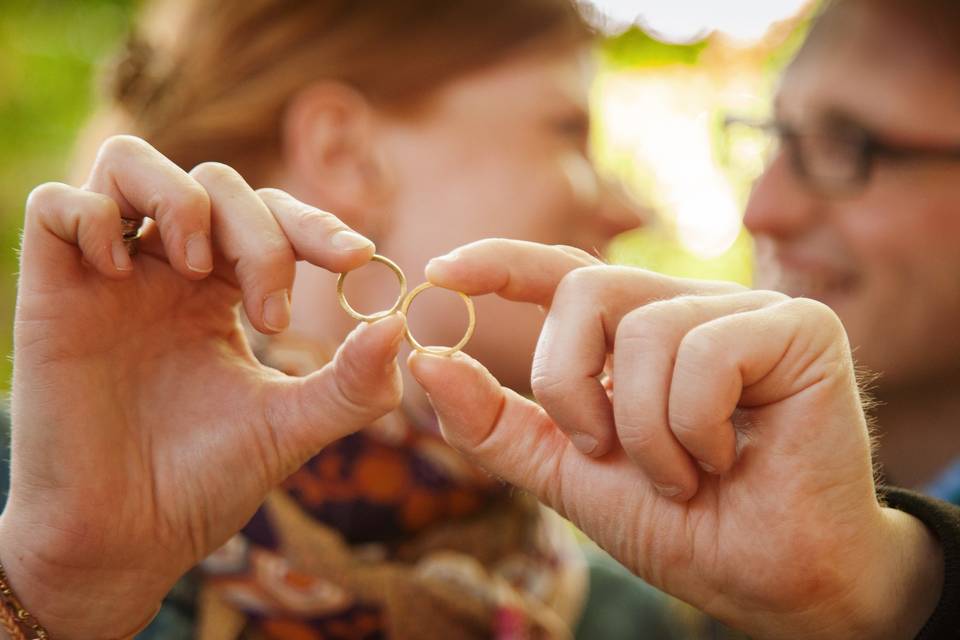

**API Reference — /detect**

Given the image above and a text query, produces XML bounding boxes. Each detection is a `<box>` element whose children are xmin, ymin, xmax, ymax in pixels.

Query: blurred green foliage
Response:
<box><xmin>596</xmin><ymin>17</ymin><xmax>812</xmax><ymax>287</ymax></box>
<box><xmin>0</xmin><ymin>0</ymin><xmax>136</xmax><ymax>388</ymax></box>
<box><xmin>602</xmin><ymin>26</ymin><xmax>708</xmax><ymax>69</ymax></box>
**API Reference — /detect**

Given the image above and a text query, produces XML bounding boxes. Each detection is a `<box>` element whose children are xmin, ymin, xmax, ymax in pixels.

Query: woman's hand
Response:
<box><xmin>409</xmin><ymin>239</ymin><xmax>943</xmax><ymax>639</ymax></box>
<box><xmin>1</xmin><ymin>136</ymin><xmax>405</xmax><ymax>638</ymax></box>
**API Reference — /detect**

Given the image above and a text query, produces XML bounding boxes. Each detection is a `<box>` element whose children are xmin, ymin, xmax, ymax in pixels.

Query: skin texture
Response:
<box><xmin>744</xmin><ymin>2</ymin><xmax>960</xmax><ymax>485</ymax></box>
<box><xmin>1</xmin><ymin>137</ymin><xmax>406</xmax><ymax>637</ymax></box>
<box><xmin>412</xmin><ymin>239</ymin><xmax>944</xmax><ymax>640</ymax></box>
<box><xmin>0</xmin><ymin>46</ymin><xmax>646</xmax><ymax>638</ymax></box>
<box><xmin>279</xmin><ymin>47</ymin><xmax>646</xmax><ymax>404</ymax></box>
<box><xmin>0</xmin><ymin>154</ymin><xmax>943</xmax><ymax>640</ymax></box>
<box><xmin>0</xmin><ymin>18</ymin><xmax>947</xmax><ymax>639</ymax></box>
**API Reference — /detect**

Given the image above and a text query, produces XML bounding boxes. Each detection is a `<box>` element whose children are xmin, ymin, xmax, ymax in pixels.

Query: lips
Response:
<box><xmin>771</xmin><ymin>267</ymin><xmax>860</xmax><ymax>302</ymax></box>
<box><xmin>754</xmin><ymin>242</ymin><xmax>860</xmax><ymax>301</ymax></box>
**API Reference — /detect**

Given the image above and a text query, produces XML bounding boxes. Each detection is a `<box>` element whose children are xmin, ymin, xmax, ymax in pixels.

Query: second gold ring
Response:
<box><xmin>337</xmin><ymin>255</ymin><xmax>475</xmax><ymax>356</ymax></box>
<box><xmin>401</xmin><ymin>282</ymin><xmax>475</xmax><ymax>357</ymax></box>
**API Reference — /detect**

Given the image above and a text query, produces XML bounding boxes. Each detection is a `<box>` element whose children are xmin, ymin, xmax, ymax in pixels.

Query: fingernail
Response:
<box><xmin>332</xmin><ymin>230</ymin><xmax>374</xmax><ymax>251</ymax></box>
<box><xmin>263</xmin><ymin>289</ymin><xmax>291</xmax><ymax>332</ymax></box>
<box><xmin>698</xmin><ymin>460</ymin><xmax>717</xmax><ymax>474</ymax></box>
<box><xmin>570</xmin><ymin>432</ymin><xmax>598</xmax><ymax>456</ymax></box>
<box><xmin>185</xmin><ymin>231</ymin><xmax>213</xmax><ymax>273</ymax></box>
<box><xmin>111</xmin><ymin>239</ymin><xmax>133</xmax><ymax>271</ymax></box>
<box><xmin>425</xmin><ymin>252</ymin><xmax>460</xmax><ymax>278</ymax></box>
<box><xmin>654</xmin><ymin>483</ymin><xmax>683</xmax><ymax>498</ymax></box>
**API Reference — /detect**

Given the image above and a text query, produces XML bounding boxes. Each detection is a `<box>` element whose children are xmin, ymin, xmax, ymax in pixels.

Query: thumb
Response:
<box><xmin>262</xmin><ymin>313</ymin><xmax>405</xmax><ymax>472</ymax></box>
<box><xmin>408</xmin><ymin>350</ymin><xmax>574</xmax><ymax>509</ymax></box>
<box><xmin>409</xmin><ymin>350</ymin><xmax>662</xmax><ymax>582</ymax></box>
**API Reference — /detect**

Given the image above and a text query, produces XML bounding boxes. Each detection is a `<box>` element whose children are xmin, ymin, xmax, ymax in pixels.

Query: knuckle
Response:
<box><xmin>667</xmin><ymin>404</ymin><xmax>703</xmax><ymax>438</ymax></box>
<box><xmin>704</xmin><ymin>280</ymin><xmax>749</xmax><ymax>295</ymax></box>
<box><xmin>257</xmin><ymin>189</ymin><xmax>339</xmax><ymax>229</ymax></box>
<box><xmin>25</xmin><ymin>182</ymin><xmax>68</xmax><ymax>214</ymax></box>
<box><xmin>555</xmin><ymin>244</ymin><xmax>603</xmax><ymax>266</ymax></box>
<box><xmin>100</xmin><ymin>134</ymin><xmax>151</xmax><ymax>159</ymax></box>
<box><xmin>616</xmin><ymin>298</ymin><xmax>690</xmax><ymax>346</ymax></box>
<box><xmin>616</xmin><ymin>306</ymin><xmax>655</xmax><ymax>342</ymax></box>
<box><xmin>677</xmin><ymin>323</ymin><xmax>724</xmax><ymax>369</ymax></box>
<box><xmin>479</xmin><ymin>237</ymin><xmax>514</xmax><ymax>252</ymax></box>
<box><xmin>141</xmin><ymin>174</ymin><xmax>211</xmax><ymax>225</ymax></box>
<box><xmin>164</xmin><ymin>182</ymin><xmax>211</xmax><ymax>220</ymax></box>
<box><xmin>554</xmin><ymin>264</ymin><xmax>604</xmax><ymax>302</ymax></box>
<box><xmin>786</xmin><ymin>296</ymin><xmax>840</xmax><ymax>325</ymax></box>
<box><xmin>616</xmin><ymin>424</ymin><xmax>659</xmax><ymax>455</ymax></box>
<box><xmin>755</xmin><ymin>289</ymin><xmax>790</xmax><ymax>305</ymax></box>
<box><xmin>530</xmin><ymin>359</ymin><xmax>570</xmax><ymax>407</ymax></box>
<box><xmin>254</xmin><ymin>187</ymin><xmax>290</xmax><ymax>202</ymax></box>
<box><xmin>663</xmin><ymin>294</ymin><xmax>705</xmax><ymax>314</ymax></box>
<box><xmin>374</xmin><ymin>371</ymin><xmax>403</xmax><ymax>415</ymax></box>
<box><xmin>25</xmin><ymin>185</ymin><xmax>118</xmax><ymax>233</ymax></box>
<box><xmin>466</xmin><ymin>237</ymin><xmax>517</xmax><ymax>260</ymax></box>
<box><xmin>332</xmin><ymin>348</ymin><xmax>378</xmax><ymax>415</ymax></box>
<box><xmin>673</xmin><ymin>329</ymin><xmax>730</xmax><ymax>396</ymax></box>
<box><xmin>235</xmin><ymin>243</ymin><xmax>295</xmax><ymax>285</ymax></box>
<box><xmin>294</xmin><ymin>208</ymin><xmax>342</xmax><ymax>235</ymax></box>
<box><xmin>147</xmin><ymin>184</ymin><xmax>210</xmax><ymax>225</ymax></box>
<box><xmin>190</xmin><ymin>161</ymin><xmax>238</xmax><ymax>185</ymax></box>
<box><xmin>785</xmin><ymin>296</ymin><xmax>849</xmax><ymax>345</ymax></box>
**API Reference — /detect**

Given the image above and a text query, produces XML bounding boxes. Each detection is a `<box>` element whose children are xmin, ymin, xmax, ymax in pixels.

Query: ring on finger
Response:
<box><xmin>120</xmin><ymin>217</ymin><xmax>142</xmax><ymax>256</ymax></box>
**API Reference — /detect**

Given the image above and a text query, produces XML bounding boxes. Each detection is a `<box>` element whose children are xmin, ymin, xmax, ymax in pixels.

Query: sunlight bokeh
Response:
<box><xmin>590</xmin><ymin>0</ymin><xmax>813</xmax><ymax>43</ymax></box>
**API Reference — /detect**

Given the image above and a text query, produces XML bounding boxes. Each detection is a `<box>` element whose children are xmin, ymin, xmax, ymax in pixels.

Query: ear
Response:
<box><xmin>281</xmin><ymin>82</ymin><xmax>390</xmax><ymax>229</ymax></box>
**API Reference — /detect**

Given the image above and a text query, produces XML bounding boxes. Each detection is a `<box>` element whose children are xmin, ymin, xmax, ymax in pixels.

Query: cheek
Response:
<box><xmin>379</xmin><ymin>135</ymin><xmax>587</xmax><ymax>382</ymax></box>
<box><xmin>846</xmin><ymin>191</ymin><xmax>960</xmax><ymax>285</ymax></box>
<box><xmin>410</xmin><ymin>159</ymin><xmax>581</xmax><ymax>251</ymax></box>
<box><xmin>835</xmin><ymin>191</ymin><xmax>960</xmax><ymax>379</ymax></box>
<box><xmin>480</xmin><ymin>153</ymin><xmax>588</xmax><ymax>244</ymax></box>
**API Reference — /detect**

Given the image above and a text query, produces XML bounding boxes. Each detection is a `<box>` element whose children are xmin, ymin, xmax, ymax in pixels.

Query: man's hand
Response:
<box><xmin>409</xmin><ymin>239</ymin><xmax>943</xmax><ymax>639</ymax></box>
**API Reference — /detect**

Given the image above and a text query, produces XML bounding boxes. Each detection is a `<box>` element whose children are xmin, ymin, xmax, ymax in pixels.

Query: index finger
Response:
<box><xmin>425</xmin><ymin>238</ymin><xmax>739</xmax><ymax>311</ymax></box>
<box><xmin>425</xmin><ymin>239</ymin><xmax>601</xmax><ymax>307</ymax></box>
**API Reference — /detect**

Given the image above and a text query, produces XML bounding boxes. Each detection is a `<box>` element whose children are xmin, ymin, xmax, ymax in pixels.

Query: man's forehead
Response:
<box><xmin>776</xmin><ymin>7</ymin><xmax>960</xmax><ymax>138</ymax></box>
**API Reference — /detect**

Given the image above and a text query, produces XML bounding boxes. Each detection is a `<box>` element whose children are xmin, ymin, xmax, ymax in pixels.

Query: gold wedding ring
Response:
<box><xmin>337</xmin><ymin>254</ymin><xmax>408</xmax><ymax>322</ymax></box>
<box><xmin>401</xmin><ymin>282</ymin><xmax>475</xmax><ymax>357</ymax></box>
<box><xmin>121</xmin><ymin>217</ymin><xmax>141</xmax><ymax>256</ymax></box>
<box><xmin>337</xmin><ymin>255</ymin><xmax>475</xmax><ymax>356</ymax></box>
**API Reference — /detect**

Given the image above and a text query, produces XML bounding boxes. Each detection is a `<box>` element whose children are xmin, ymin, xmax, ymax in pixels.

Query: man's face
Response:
<box><xmin>744</xmin><ymin>3</ymin><xmax>960</xmax><ymax>388</ymax></box>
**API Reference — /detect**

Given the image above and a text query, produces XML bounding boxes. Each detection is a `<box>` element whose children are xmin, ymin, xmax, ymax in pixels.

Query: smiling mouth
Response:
<box><xmin>771</xmin><ymin>268</ymin><xmax>860</xmax><ymax>302</ymax></box>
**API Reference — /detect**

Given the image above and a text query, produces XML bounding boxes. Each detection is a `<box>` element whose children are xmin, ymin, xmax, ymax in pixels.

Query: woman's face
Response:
<box><xmin>290</xmin><ymin>46</ymin><xmax>646</xmax><ymax>393</ymax></box>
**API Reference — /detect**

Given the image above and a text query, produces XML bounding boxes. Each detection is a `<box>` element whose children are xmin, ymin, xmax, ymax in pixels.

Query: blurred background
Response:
<box><xmin>0</xmin><ymin>0</ymin><xmax>816</xmax><ymax>388</ymax></box>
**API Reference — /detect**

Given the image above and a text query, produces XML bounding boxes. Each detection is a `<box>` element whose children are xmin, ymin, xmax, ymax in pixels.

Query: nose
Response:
<box><xmin>592</xmin><ymin>176</ymin><xmax>653</xmax><ymax>239</ymax></box>
<box><xmin>743</xmin><ymin>150</ymin><xmax>822</xmax><ymax>239</ymax></box>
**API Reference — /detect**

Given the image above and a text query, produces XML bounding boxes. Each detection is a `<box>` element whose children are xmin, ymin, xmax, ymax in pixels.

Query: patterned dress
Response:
<box><xmin>192</xmin><ymin>335</ymin><xmax>586</xmax><ymax>640</ymax></box>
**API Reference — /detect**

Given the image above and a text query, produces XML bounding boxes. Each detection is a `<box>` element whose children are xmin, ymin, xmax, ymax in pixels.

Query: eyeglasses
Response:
<box><xmin>719</xmin><ymin>115</ymin><xmax>960</xmax><ymax>197</ymax></box>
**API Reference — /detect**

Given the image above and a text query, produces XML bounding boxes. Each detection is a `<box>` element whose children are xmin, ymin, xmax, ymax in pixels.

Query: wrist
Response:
<box><xmin>727</xmin><ymin>504</ymin><xmax>942</xmax><ymax>640</ymax></box>
<box><xmin>845</xmin><ymin>507</ymin><xmax>943</xmax><ymax>639</ymax></box>
<box><xmin>0</xmin><ymin>512</ymin><xmax>162</xmax><ymax>639</ymax></box>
